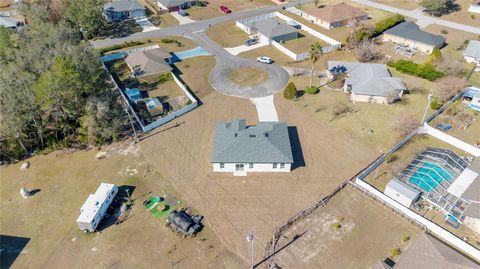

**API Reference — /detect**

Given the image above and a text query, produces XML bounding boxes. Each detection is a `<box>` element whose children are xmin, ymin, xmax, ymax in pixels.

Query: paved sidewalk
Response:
<box><xmin>224</xmin><ymin>40</ymin><xmax>269</xmax><ymax>56</ymax></box>
<box><xmin>250</xmin><ymin>95</ymin><xmax>279</xmax><ymax>122</ymax></box>
<box><xmin>352</xmin><ymin>0</ymin><xmax>480</xmax><ymax>34</ymax></box>
<box><xmin>171</xmin><ymin>11</ymin><xmax>196</xmax><ymax>25</ymax></box>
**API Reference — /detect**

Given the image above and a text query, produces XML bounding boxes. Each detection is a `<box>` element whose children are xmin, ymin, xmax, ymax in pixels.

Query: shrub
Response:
<box><xmin>155</xmin><ymin>73</ymin><xmax>172</xmax><ymax>84</ymax></box>
<box><xmin>440</xmin><ymin>29</ymin><xmax>448</xmax><ymax>34</ymax></box>
<box><xmin>305</xmin><ymin>86</ymin><xmax>319</xmax><ymax>94</ymax></box>
<box><xmin>385</xmin><ymin>154</ymin><xmax>398</xmax><ymax>163</ymax></box>
<box><xmin>98</xmin><ymin>41</ymin><xmax>146</xmax><ymax>54</ymax></box>
<box><xmin>430</xmin><ymin>98</ymin><xmax>444</xmax><ymax>110</ymax></box>
<box><xmin>283</xmin><ymin>82</ymin><xmax>298</xmax><ymax>100</ymax></box>
<box><xmin>374</xmin><ymin>14</ymin><xmax>405</xmax><ymax>34</ymax></box>
<box><xmin>390</xmin><ymin>247</ymin><xmax>401</xmax><ymax>258</ymax></box>
<box><xmin>388</xmin><ymin>60</ymin><xmax>444</xmax><ymax>81</ymax></box>
<box><xmin>160</xmin><ymin>38</ymin><xmax>183</xmax><ymax>47</ymax></box>
<box><xmin>333</xmin><ymin>223</ymin><xmax>342</xmax><ymax>230</ymax></box>
<box><xmin>402</xmin><ymin>234</ymin><xmax>411</xmax><ymax>243</ymax></box>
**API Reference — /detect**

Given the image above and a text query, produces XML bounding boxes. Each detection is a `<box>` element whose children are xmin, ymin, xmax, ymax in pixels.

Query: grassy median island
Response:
<box><xmin>228</xmin><ymin>67</ymin><xmax>269</xmax><ymax>86</ymax></box>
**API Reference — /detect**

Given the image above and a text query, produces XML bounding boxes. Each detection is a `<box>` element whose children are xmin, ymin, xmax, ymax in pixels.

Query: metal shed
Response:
<box><xmin>384</xmin><ymin>178</ymin><xmax>421</xmax><ymax>208</ymax></box>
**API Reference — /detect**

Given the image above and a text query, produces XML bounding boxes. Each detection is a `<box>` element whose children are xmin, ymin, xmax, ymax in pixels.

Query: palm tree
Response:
<box><xmin>314</xmin><ymin>0</ymin><xmax>321</xmax><ymax>8</ymax></box>
<box><xmin>308</xmin><ymin>41</ymin><xmax>323</xmax><ymax>88</ymax></box>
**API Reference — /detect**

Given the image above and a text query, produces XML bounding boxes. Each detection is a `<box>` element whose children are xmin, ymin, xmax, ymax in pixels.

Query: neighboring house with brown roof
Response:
<box><xmin>124</xmin><ymin>48</ymin><xmax>173</xmax><ymax>80</ymax></box>
<box><xmin>371</xmin><ymin>233</ymin><xmax>479</xmax><ymax>269</ymax></box>
<box><xmin>301</xmin><ymin>3</ymin><xmax>368</xmax><ymax>29</ymax></box>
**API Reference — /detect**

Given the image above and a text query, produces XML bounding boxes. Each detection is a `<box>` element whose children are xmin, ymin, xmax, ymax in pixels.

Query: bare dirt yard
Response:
<box><xmin>138</xmin><ymin>90</ymin><xmax>378</xmax><ymax>265</ymax></box>
<box><xmin>187</xmin><ymin>0</ymin><xmax>273</xmax><ymax>21</ymax></box>
<box><xmin>436</xmin><ymin>0</ymin><xmax>480</xmax><ymax>27</ymax></box>
<box><xmin>206</xmin><ymin>21</ymin><xmax>250</xmax><ymax>48</ymax></box>
<box><xmin>0</xmin><ymin>142</ymin><xmax>242</xmax><ymax>269</ymax></box>
<box><xmin>229</xmin><ymin>67</ymin><xmax>269</xmax><ymax>86</ymax></box>
<box><xmin>273</xmin><ymin>186</ymin><xmax>420</xmax><ymax>269</ymax></box>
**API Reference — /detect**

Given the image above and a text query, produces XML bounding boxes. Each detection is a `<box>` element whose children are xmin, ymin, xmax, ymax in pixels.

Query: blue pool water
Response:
<box><xmin>172</xmin><ymin>46</ymin><xmax>210</xmax><ymax>61</ymax></box>
<box><xmin>408</xmin><ymin>162</ymin><xmax>454</xmax><ymax>192</ymax></box>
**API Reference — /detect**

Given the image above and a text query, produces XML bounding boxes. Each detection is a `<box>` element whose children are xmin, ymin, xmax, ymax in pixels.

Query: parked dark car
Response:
<box><xmin>178</xmin><ymin>10</ymin><xmax>188</xmax><ymax>17</ymax></box>
<box><xmin>245</xmin><ymin>38</ymin><xmax>257</xmax><ymax>46</ymax></box>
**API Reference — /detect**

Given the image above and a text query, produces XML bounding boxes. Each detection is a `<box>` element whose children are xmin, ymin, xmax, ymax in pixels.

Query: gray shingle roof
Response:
<box><xmin>211</xmin><ymin>119</ymin><xmax>293</xmax><ymax>163</ymax></box>
<box><xmin>464</xmin><ymin>40</ymin><xmax>480</xmax><ymax>60</ymax></box>
<box><xmin>157</xmin><ymin>0</ymin><xmax>192</xmax><ymax>7</ymax></box>
<box><xmin>328</xmin><ymin>61</ymin><xmax>407</xmax><ymax>97</ymax></box>
<box><xmin>461</xmin><ymin>158</ymin><xmax>480</xmax><ymax>203</ymax></box>
<box><xmin>104</xmin><ymin>0</ymin><xmax>145</xmax><ymax>12</ymax></box>
<box><xmin>393</xmin><ymin>233</ymin><xmax>479</xmax><ymax>269</ymax></box>
<box><xmin>125</xmin><ymin>48</ymin><xmax>172</xmax><ymax>77</ymax></box>
<box><xmin>244</xmin><ymin>18</ymin><xmax>298</xmax><ymax>39</ymax></box>
<box><xmin>384</xmin><ymin>22</ymin><xmax>445</xmax><ymax>47</ymax></box>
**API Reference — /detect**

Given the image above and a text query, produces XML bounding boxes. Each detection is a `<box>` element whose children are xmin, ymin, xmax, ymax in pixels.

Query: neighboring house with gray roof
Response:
<box><xmin>464</xmin><ymin>40</ymin><xmax>480</xmax><ymax>70</ymax></box>
<box><xmin>382</xmin><ymin>22</ymin><xmax>445</xmax><ymax>54</ymax></box>
<box><xmin>459</xmin><ymin>158</ymin><xmax>480</xmax><ymax>233</ymax></box>
<box><xmin>240</xmin><ymin>18</ymin><xmax>299</xmax><ymax>44</ymax></box>
<box><xmin>212</xmin><ymin>119</ymin><xmax>293</xmax><ymax>175</ymax></box>
<box><xmin>156</xmin><ymin>0</ymin><xmax>200</xmax><ymax>12</ymax></box>
<box><xmin>125</xmin><ymin>47</ymin><xmax>173</xmax><ymax>79</ymax></box>
<box><xmin>328</xmin><ymin>61</ymin><xmax>407</xmax><ymax>104</ymax></box>
<box><xmin>371</xmin><ymin>233</ymin><xmax>479</xmax><ymax>269</ymax></box>
<box><xmin>104</xmin><ymin>0</ymin><xmax>146</xmax><ymax>21</ymax></box>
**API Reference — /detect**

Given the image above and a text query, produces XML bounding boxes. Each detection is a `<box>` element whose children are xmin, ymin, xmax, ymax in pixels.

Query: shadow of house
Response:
<box><xmin>288</xmin><ymin>126</ymin><xmax>305</xmax><ymax>170</ymax></box>
<box><xmin>0</xmin><ymin>235</ymin><xmax>31</xmax><ymax>269</ymax></box>
<box><xmin>97</xmin><ymin>185</ymin><xmax>136</xmax><ymax>232</ymax></box>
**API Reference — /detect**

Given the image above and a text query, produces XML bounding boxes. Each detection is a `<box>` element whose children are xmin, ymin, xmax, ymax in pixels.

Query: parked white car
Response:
<box><xmin>256</xmin><ymin>56</ymin><xmax>272</xmax><ymax>64</ymax></box>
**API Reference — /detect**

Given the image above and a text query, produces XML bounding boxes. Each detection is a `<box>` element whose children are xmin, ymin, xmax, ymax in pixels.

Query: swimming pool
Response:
<box><xmin>408</xmin><ymin>162</ymin><xmax>454</xmax><ymax>192</ymax></box>
<box><xmin>172</xmin><ymin>46</ymin><xmax>210</xmax><ymax>61</ymax></box>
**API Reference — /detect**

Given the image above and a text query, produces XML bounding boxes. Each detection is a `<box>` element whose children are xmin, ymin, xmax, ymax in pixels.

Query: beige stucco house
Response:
<box><xmin>382</xmin><ymin>22</ymin><xmax>445</xmax><ymax>54</ymax></box>
<box><xmin>301</xmin><ymin>3</ymin><xmax>368</xmax><ymax>29</ymax></box>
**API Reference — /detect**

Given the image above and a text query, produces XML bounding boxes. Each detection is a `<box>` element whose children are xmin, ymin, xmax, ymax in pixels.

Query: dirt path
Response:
<box><xmin>139</xmin><ymin>91</ymin><xmax>377</xmax><ymax>264</ymax></box>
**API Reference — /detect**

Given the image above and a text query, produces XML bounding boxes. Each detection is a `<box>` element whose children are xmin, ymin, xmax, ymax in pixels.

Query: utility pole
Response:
<box><xmin>421</xmin><ymin>93</ymin><xmax>433</xmax><ymax>125</ymax></box>
<box><xmin>124</xmin><ymin>107</ymin><xmax>139</xmax><ymax>143</ymax></box>
<box><xmin>247</xmin><ymin>231</ymin><xmax>254</xmax><ymax>269</ymax></box>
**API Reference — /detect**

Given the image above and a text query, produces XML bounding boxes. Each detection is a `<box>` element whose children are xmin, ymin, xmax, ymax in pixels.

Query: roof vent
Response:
<box><xmin>234</xmin><ymin>133</ymin><xmax>238</xmax><ymax>137</ymax></box>
<box><xmin>249</xmin><ymin>135</ymin><xmax>256</xmax><ymax>138</ymax></box>
<box><xmin>264</xmin><ymin>133</ymin><xmax>269</xmax><ymax>137</ymax></box>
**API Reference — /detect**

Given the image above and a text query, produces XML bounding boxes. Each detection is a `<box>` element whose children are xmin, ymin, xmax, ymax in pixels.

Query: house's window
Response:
<box><xmin>220</xmin><ymin>163</ymin><xmax>225</xmax><ymax>168</ymax></box>
<box><xmin>280</xmin><ymin>163</ymin><xmax>285</xmax><ymax>169</ymax></box>
<box><xmin>273</xmin><ymin>163</ymin><xmax>277</xmax><ymax>169</ymax></box>
<box><xmin>249</xmin><ymin>163</ymin><xmax>253</xmax><ymax>168</ymax></box>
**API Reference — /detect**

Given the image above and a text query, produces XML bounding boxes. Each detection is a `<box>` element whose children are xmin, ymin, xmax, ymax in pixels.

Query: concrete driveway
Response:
<box><xmin>224</xmin><ymin>39</ymin><xmax>269</xmax><ymax>56</ymax></box>
<box><xmin>251</xmin><ymin>95</ymin><xmax>279</xmax><ymax>122</ymax></box>
<box><xmin>171</xmin><ymin>11</ymin><xmax>196</xmax><ymax>25</ymax></box>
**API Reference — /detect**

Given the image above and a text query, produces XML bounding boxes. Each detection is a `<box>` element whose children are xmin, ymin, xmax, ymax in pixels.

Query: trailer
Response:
<box><xmin>76</xmin><ymin>183</ymin><xmax>118</xmax><ymax>233</ymax></box>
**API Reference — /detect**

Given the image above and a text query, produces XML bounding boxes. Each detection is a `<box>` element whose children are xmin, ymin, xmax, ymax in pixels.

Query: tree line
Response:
<box><xmin>0</xmin><ymin>0</ymin><xmax>123</xmax><ymax>163</ymax></box>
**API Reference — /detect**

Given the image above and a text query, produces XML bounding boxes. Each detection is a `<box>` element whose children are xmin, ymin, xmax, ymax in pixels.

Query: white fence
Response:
<box><xmin>354</xmin><ymin>179</ymin><xmax>480</xmax><ymax>262</ymax></box>
<box><xmin>272</xmin><ymin>40</ymin><xmax>308</xmax><ymax>61</ymax></box>
<box><xmin>235</xmin><ymin>12</ymin><xmax>342</xmax><ymax>59</ymax></box>
<box><xmin>140</xmin><ymin>72</ymin><xmax>198</xmax><ymax>132</ymax></box>
<box><xmin>100</xmin><ymin>47</ymin><xmax>198</xmax><ymax>133</ymax></box>
<box><xmin>420</xmin><ymin>123</ymin><xmax>480</xmax><ymax>157</ymax></box>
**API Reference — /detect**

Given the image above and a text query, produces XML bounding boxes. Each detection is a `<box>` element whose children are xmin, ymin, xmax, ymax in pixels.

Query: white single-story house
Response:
<box><xmin>301</xmin><ymin>3</ymin><xmax>368</xmax><ymax>29</ymax></box>
<box><xmin>328</xmin><ymin>61</ymin><xmax>407</xmax><ymax>104</ymax></box>
<box><xmin>156</xmin><ymin>0</ymin><xmax>199</xmax><ymax>12</ymax></box>
<box><xmin>104</xmin><ymin>0</ymin><xmax>146</xmax><ymax>21</ymax></box>
<box><xmin>237</xmin><ymin>18</ymin><xmax>299</xmax><ymax>44</ymax></box>
<box><xmin>384</xmin><ymin>179</ymin><xmax>421</xmax><ymax>208</ymax></box>
<box><xmin>76</xmin><ymin>183</ymin><xmax>118</xmax><ymax>232</ymax></box>
<box><xmin>382</xmin><ymin>22</ymin><xmax>445</xmax><ymax>54</ymax></box>
<box><xmin>464</xmin><ymin>40</ymin><xmax>480</xmax><ymax>70</ymax></box>
<box><xmin>468</xmin><ymin>0</ymin><xmax>480</xmax><ymax>14</ymax></box>
<box><xmin>211</xmin><ymin>119</ymin><xmax>294</xmax><ymax>175</ymax></box>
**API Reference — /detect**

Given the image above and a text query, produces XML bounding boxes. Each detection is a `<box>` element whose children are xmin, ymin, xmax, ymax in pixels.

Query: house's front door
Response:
<box><xmin>235</xmin><ymin>164</ymin><xmax>244</xmax><ymax>171</ymax></box>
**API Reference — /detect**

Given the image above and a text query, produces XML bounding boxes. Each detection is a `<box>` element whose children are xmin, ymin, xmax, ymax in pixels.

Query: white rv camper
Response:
<box><xmin>76</xmin><ymin>183</ymin><xmax>118</xmax><ymax>232</ymax></box>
